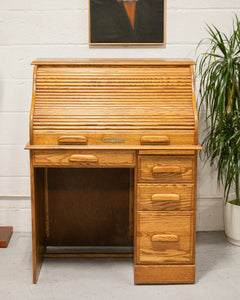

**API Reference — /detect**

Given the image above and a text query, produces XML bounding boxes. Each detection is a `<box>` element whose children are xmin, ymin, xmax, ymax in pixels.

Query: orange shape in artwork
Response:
<box><xmin>123</xmin><ymin>2</ymin><xmax>136</xmax><ymax>29</ymax></box>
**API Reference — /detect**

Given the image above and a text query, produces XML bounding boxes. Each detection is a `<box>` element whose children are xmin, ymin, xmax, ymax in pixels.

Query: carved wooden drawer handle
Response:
<box><xmin>69</xmin><ymin>155</ymin><xmax>98</xmax><ymax>163</ymax></box>
<box><xmin>152</xmin><ymin>166</ymin><xmax>181</xmax><ymax>174</ymax></box>
<box><xmin>151</xmin><ymin>234</ymin><xmax>179</xmax><ymax>242</ymax></box>
<box><xmin>58</xmin><ymin>136</ymin><xmax>87</xmax><ymax>145</ymax></box>
<box><xmin>140</xmin><ymin>135</ymin><xmax>170</xmax><ymax>145</ymax></box>
<box><xmin>151</xmin><ymin>194</ymin><xmax>180</xmax><ymax>201</ymax></box>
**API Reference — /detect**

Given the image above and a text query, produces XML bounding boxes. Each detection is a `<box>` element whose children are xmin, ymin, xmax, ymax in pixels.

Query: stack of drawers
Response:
<box><xmin>135</xmin><ymin>151</ymin><xmax>196</xmax><ymax>284</ymax></box>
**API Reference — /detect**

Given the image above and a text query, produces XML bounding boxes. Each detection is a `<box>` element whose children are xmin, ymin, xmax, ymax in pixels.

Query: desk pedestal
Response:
<box><xmin>29</xmin><ymin>149</ymin><xmax>196</xmax><ymax>284</ymax></box>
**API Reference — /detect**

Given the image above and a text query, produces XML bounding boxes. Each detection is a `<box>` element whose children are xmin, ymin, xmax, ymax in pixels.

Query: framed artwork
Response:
<box><xmin>89</xmin><ymin>0</ymin><xmax>165</xmax><ymax>45</ymax></box>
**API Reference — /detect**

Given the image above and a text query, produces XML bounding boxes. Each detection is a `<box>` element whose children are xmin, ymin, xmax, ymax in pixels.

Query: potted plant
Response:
<box><xmin>197</xmin><ymin>15</ymin><xmax>240</xmax><ymax>245</ymax></box>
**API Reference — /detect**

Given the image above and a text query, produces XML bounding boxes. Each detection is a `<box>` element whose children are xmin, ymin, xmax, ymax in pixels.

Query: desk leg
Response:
<box><xmin>30</xmin><ymin>154</ymin><xmax>46</xmax><ymax>284</ymax></box>
<box><xmin>129</xmin><ymin>168</ymin><xmax>134</xmax><ymax>237</ymax></box>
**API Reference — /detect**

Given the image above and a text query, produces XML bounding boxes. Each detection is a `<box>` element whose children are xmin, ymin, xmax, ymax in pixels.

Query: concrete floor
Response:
<box><xmin>0</xmin><ymin>232</ymin><xmax>240</xmax><ymax>300</ymax></box>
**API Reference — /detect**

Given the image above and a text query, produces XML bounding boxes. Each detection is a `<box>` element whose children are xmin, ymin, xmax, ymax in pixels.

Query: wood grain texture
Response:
<box><xmin>134</xmin><ymin>265</ymin><xmax>195</xmax><ymax>284</ymax></box>
<box><xmin>26</xmin><ymin>144</ymin><xmax>201</xmax><ymax>151</ymax></box>
<box><xmin>0</xmin><ymin>226</ymin><xmax>13</xmax><ymax>248</ymax></box>
<box><xmin>27</xmin><ymin>59</ymin><xmax>199</xmax><ymax>284</ymax></box>
<box><xmin>140</xmin><ymin>135</ymin><xmax>170</xmax><ymax>145</ymax></box>
<box><xmin>30</xmin><ymin>157</ymin><xmax>46</xmax><ymax>284</ymax></box>
<box><xmin>152</xmin><ymin>165</ymin><xmax>181</xmax><ymax>174</ymax></box>
<box><xmin>31</xmin><ymin>65</ymin><xmax>195</xmax><ymax>133</ymax></box>
<box><xmin>33</xmin><ymin>150</ymin><xmax>135</xmax><ymax>167</ymax></box>
<box><xmin>29</xmin><ymin>65</ymin><xmax>37</xmax><ymax>144</ymax></box>
<box><xmin>151</xmin><ymin>234</ymin><xmax>179</xmax><ymax>242</ymax></box>
<box><xmin>44</xmin><ymin>168</ymin><xmax>49</xmax><ymax>238</ymax></box>
<box><xmin>129</xmin><ymin>168</ymin><xmax>134</xmax><ymax>237</ymax></box>
<box><xmin>138</xmin><ymin>155</ymin><xmax>195</xmax><ymax>183</ymax></box>
<box><xmin>31</xmin><ymin>58</ymin><xmax>197</xmax><ymax>65</ymax></box>
<box><xmin>151</xmin><ymin>194</ymin><xmax>180</xmax><ymax>201</ymax></box>
<box><xmin>47</xmin><ymin>168</ymin><xmax>133</xmax><ymax>247</ymax></box>
<box><xmin>133</xmin><ymin>152</ymin><xmax>138</xmax><ymax>267</ymax></box>
<box><xmin>138</xmin><ymin>149</ymin><xmax>199</xmax><ymax>155</ymax></box>
<box><xmin>136</xmin><ymin>211</ymin><xmax>194</xmax><ymax>264</ymax></box>
<box><xmin>137</xmin><ymin>184</ymin><xmax>194</xmax><ymax>211</ymax></box>
<box><xmin>33</xmin><ymin>130</ymin><xmax>195</xmax><ymax>146</ymax></box>
<box><xmin>69</xmin><ymin>154</ymin><xmax>98</xmax><ymax>163</ymax></box>
<box><xmin>58</xmin><ymin>136</ymin><xmax>87</xmax><ymax>145</ymax></box>
<box><xmin>190</xmin><ymin>65</ymin><xmax>199</xmax><ymax>145</ymax></box>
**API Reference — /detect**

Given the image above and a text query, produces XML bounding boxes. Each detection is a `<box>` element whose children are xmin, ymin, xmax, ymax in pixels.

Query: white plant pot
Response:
<box><xmin>224</xmin><ymin>201</ymin><xmax>240</xmax><ymax>246</ymax></box>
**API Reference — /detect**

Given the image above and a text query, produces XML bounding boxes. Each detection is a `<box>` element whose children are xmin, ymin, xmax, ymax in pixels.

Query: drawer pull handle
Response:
<box><xmin>151</xmin><ymin>234</ymin><xmax>179</xmax><ymax>242</ymax></box>
<box><xmin>140</xmin><ymin>135</ymin><xmax>170</xmax><ymax>145</ymax></box>
<box><xmin>58</xmin><ymin>136</ymin><xmax>87</xmax><ymax>145</ymax></box>
<box><xmin>152</xmin><ymin>166</ymin><xmax>181</xmax><ymax>174</ymax></box>
<box><xmin>151</xmin><ymin>194</ymin><xmax>180</xmax><ymax>201</ymax></box>
<box><xmin>69</xmin><ymin>155</ymin><xmax>98</xmax><ymax>163</ymax></box>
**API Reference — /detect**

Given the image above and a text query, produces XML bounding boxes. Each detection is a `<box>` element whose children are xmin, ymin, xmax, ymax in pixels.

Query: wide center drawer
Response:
<box><xmin>138</xmin><ymin>155</ymin><xmax>195</xmax><ymax>183</ymax></box>
<box><xmin>33</xmin><ymin>150</ymin><xmax>136</xmax><ymax>167</ymax></box>
<box><xmin>33</xmin><ymin>131</ymin><xmax>195</xmax><ymax>146</ymax></box>
<box><xmin>137</xmin><ymin>184</ymin><xmax>195</xmax><ymax>211</ymax></box>
<box><xmin>136</xmin><ymin>211</ymin><xmax>194</xmax><ymax>264</ymax></box>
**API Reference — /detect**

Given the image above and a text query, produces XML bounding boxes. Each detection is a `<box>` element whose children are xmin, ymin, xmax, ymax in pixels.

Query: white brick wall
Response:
<box><xmin>0</xmin><ymin>0</ymin><xmax>239</xmax><ymax>232</ymax></box>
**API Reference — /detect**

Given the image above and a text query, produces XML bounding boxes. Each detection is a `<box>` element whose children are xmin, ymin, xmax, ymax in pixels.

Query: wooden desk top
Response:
<box><xmin>31</xmin><ymin>58</ymin><xmax>197</xmax><ymax>66</ymax></box>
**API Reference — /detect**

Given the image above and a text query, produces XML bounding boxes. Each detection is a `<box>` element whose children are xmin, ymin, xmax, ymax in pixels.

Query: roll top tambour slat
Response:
<box><xmin>30</xmin><ymin>60</ymin><xmax>197</xmax><ymax>145</ymax></box>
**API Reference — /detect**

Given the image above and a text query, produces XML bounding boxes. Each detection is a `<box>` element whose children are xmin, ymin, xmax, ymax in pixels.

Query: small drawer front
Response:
<box><xmin>136</xmin><ymin>212</ymin><xmax>194</xmax><ymax>264</ymax></box>
<box><xmin>138</xmin><ymin>155</ymin><xmax>195</xmax><ymax>183</ymax></box>
<box><xmin>33</xmin><ymin>150</ymin><xmax>135</xmax><ymax>167</ymax></box>
<box><xmin>137</xmin><ymin>184</ymin><xmax>195</xmax><ymax>211</ymax></box>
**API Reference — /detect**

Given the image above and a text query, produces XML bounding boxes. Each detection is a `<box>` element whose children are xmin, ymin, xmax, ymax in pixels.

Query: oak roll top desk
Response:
<box><xmin>25</xmin><ymin>59</ymin><xmax>201</xmax><ymax>284</ymax></box>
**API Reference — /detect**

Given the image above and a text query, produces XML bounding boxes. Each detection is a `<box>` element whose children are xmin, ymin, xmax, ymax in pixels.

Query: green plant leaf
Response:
<box><xmin>197</xmin><ymin>15</ymin><xmax>240</xmax><ymax>205</ymax></box>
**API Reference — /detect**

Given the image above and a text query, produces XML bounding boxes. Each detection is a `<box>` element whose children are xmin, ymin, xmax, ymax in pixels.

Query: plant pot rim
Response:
<box><xmin>225</xmin><ymin>200</ymin><xmax>240</xmax><ymax>207</ymax></box>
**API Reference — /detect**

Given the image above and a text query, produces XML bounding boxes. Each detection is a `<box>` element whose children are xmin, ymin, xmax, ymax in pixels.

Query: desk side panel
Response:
<box><xmin>30</xmin><ymin>153</ymin><xmax>46</xmax><ymax>283</ymax></box>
